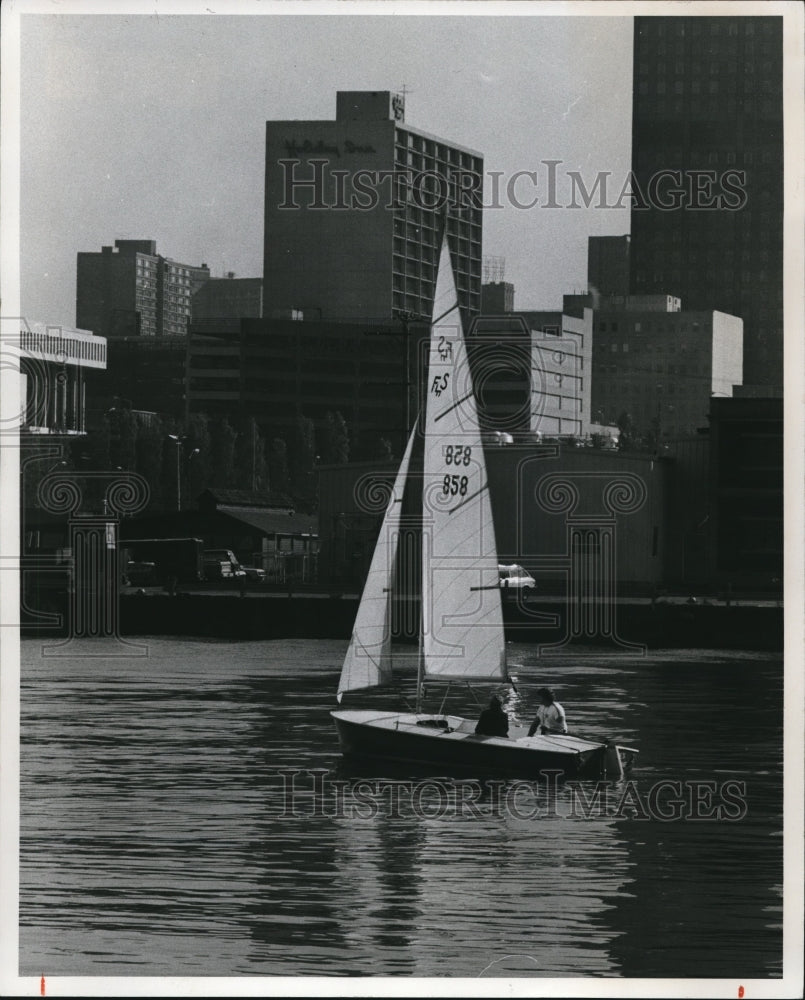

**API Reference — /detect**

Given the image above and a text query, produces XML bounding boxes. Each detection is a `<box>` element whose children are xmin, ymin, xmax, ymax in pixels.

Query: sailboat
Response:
<box><xmin>331</xmin><ymin>239</ymin><xmax>636</xmax><ymax>779</ymax></box>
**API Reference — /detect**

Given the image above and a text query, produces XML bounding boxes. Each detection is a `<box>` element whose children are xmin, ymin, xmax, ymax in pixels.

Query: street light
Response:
<box><xmin>167</xmin><ymin>434</ymin><xmax>186</xmax><ymax>511</ymax></box>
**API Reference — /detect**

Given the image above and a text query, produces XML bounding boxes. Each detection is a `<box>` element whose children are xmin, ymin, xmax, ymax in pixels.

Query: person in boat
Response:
<box><xmin>527</xmin><ymin>688</ymin><xmax>568</xmax><ymax>737</ymax></box>
<box><xmin>474</xmin><ymin>695</ymin><xmax>509</xmax><ymax>737</ymax></box>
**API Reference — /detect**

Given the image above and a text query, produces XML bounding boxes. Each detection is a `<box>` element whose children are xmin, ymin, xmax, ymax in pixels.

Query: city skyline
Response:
<box><xmin>20</xmin><ymin>10</ymin><xmax>634</xmax><ymax>329</ymax></box>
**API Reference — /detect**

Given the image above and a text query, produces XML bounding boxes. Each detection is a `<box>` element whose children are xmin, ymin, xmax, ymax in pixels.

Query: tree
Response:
<box><xmin>209</xmin><ymin>417</ymin><xmax>237</xmax><ymax>487</ymax></box>
<box><xmin>108</xmin><ymin>405</ymin><xmax>137</xmax><ymax>471</ymax></box>
<box><xmin>182</xmin><ymin>414</ymin><xmax>212</xmax><ymax>505</ymax></box>
<box><xmin>235</xmin><ymin>417</ymin><xmax>269</xmax><ymax>492</ymax></box>
<box><xmin>268</xmin><ymin>437</ymin><xmax>291</xmax><ymax>498</ymax></box>
<box><xmin>320</xmin><ymin>410</ymin><xmax>350</xmax><ymax>465</ymax></box>
<box><xmin>75</xmin><ymin>413</ymin><xmax>111</xmax><ymax>472</ymax></box>
<box><xmin>353</xmin><ymin>434</ymin><xmax>394</xmax><ymax>463</ymax></box>
<box><xmin>290</xmin><ymin>414</ymin><xmax>317</xmax><ymax>509</ymax></box>
<box><xmin>134</xmin><ymin>414</ymin><xmax>165</xmax><ymax>509</ymax></box>
<box><xmin>616</xmin><ymin>411</ymin><xmax>640</xmax><ymax>453</ymax></box>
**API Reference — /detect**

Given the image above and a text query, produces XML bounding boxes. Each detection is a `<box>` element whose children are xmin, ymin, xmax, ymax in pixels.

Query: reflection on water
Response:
<box><xmin>20</xmin><ymin>638</ymin><xmax>783</xmax><ymax>977</ymax></box>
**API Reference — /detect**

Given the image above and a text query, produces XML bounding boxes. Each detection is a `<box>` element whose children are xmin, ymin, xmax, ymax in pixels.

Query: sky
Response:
<box><xmin>19</xmin><ymin>8</ymin><xmax>634</xmax><ymax>329</ymax></box>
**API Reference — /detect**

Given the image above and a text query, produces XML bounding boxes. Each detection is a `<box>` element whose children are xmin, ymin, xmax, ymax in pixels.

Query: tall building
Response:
<box><xmin>468</xmin><ymin>309</ymin><xmax>593</xmax><ymax>439</ymax></box>
<box><xmin>87</xmin><ymin>337</ymin><xmax>190</xmax><ymax>419</ymax></box>
<box><xmin>77</xmin><ymin>240</ymin><xmax>210</xmax><ymax>339</ymax></box>
<box><xmin>588</xmin><ymin>295</ymin><xmax>743</xmax><ymax>438</ymax></box>
<box><xmin>481</xmin><ymin>281</ymin><xmax>515</xmax><ymax>314</ymax></box>
<box><xmin>520</xmin><ymin>309</ymin><xmax>593</xmax><ymax>438</ymax></box>
<box><xmin>191</xmin><ymin>275</ymin><xmax>263</xmax><ymax>321</ymax></box>
<box><xmin>630</xmin><ymin>15</ymin><xmax>783</xmax><ymax>391</ymax></box>
<box><xmin>263</xmin><ymin>90</ymin><xmax>483</xmax><ymax>326</ymax></box>
<box><xmin>588</xmin><ymin>235</ymin><xmax>631</xmax><ymax>298</ymax></box>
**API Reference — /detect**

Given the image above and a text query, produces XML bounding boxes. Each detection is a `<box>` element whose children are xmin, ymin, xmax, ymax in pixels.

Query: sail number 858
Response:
<box><xmin>444</xmin><ymin>445</ymin><xmax>472</xmax><ymax>466</ymax></box>
<box><xmin>442</xmin><ymin>474</ymin><xmax>469</xmax><ymax>497</ymax></box>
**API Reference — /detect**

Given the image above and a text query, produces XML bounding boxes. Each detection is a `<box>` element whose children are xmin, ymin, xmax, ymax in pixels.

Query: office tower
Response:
<box><xmin>77</xmin><ymin>240</ymin><xmax>210</xmax><ymax>338</ymax></box>
<box><xmin>588</xmin><ymin>235</ymin><xmax>631</xmax><ymax>298</ymax></box>
<box><xmin>263</xmin><ymin>91</ymin><xmax>483</xmax><ymax>326</ymax></box>
<box><xmin>192</xmin><ymin>275</ymin><xmax>263</xmax><ymax>320</ymax></box>
<box><xmin>589</xmin><ymin>295</ymin><xmax>743</xmax><ymax>438</ymax></box>
<box><xmin>630</xmin><ymin>15</ymin><xmax>783</xmax><ymax>391</ymax></box>
<box><xmin>481</xmin><ymin>282</ymin><xmax>515</xmax><ymax>314</ymax></box>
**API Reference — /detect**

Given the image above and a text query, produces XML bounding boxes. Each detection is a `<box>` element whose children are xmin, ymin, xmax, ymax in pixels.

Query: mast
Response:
<box><xmin>415</xmin><ymin>628</ymin><xmax>424</xmax><ymax>715</ymax></box>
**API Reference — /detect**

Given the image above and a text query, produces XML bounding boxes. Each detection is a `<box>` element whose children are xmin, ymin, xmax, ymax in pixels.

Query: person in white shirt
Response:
<box><xmin>527</xmin><ymin>687</ymin><xmax>568</xmax><ymax>736</ymax></box>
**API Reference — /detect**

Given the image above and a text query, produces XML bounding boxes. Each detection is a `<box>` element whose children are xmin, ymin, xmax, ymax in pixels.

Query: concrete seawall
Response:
<box><xmin>111</xmin><ymin>593</ymin><xmax>782</xmax><ymax>650</ymax></box>
<box><xmin>21</xmin><ymin>591</ymin><xmax>782</xmax><ymax>651</ymax></box>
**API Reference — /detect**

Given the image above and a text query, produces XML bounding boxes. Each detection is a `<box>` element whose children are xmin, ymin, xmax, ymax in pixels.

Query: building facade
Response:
<box><xmin>588</xmin><ymin>235</ymin><xmax>631</xmax><ymax>298</ymax></box>
<box><xmin>481</xmin><ymin>281</ymin><xmax>515</xmax><ymax>314</ymax></box>
<box><xmin>264</xmin><ymin>90</ymin><xmax>483</xmax><ymax>327</ymax></box>
<box><xmin>708</xmin><ymin>396</ymin><xmax>782</xmax><ymax>587</ymax></box>
<box><xmin>630</xmin><ymin>15</ymin><xmax>783</xmax><ymax>391</ymax></box>
<box><xmin>468</xmin><ymin>311</ymin><xmax>592</xmax><ymax>439</ymax></box>
<box><xmin>191</xmin><ymin>275</ymin><xmax>263</xmax><ymax>321</ymax></box>
<box><xmin>187</xmin><ymin>316</ymin><xmax>419</xmax><ymax>454</ymax></box>
<box><xmin>77</xmin><ymin>239</ymin><xmax>211</xmax><ymax>339</ymax></box>
<box><xmin>589</xmin><ymin>296</ymin><xmax>743</xmax><ymax>438</ymax></box>
<box><xmin>19</xmin><ymin>321</ymin><xmax>107</xmax><ymax>434</ymax></box>
<box><xmin>86</xmin><ymin>336</ymin><xmax>189</xmax><ymax>420</ymax></box>
<box><xmin>519</xmin><ymin>308</ymin><xmax>594</xmax><ymax>438</ymax></box>
<box><xmin>318</xmin><ymin>444</ymin><xmax>668</xmax><ymax>593</ymax></box>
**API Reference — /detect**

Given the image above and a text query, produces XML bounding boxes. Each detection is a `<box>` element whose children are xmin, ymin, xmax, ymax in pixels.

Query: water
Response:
<box><xmin>19</xmin><ymin>637</ymin><xmax>783</xmax><ymax>978</ymax></box>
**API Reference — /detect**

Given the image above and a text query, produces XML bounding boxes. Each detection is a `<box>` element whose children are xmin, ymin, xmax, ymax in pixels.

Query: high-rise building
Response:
<box><xmin>263</xmin><ymin>91</ymin><xmax>483</xmax><ymax>327</ymax></box>
<box><xmin>588</xmin><ymin>235</ymin><xmax>631</xmax><ymax>298</ymax></box>
<box><xmin>469</xmin><ymin>309</ymin><xmax>592</xmax><ymax>439</ymax></box>
<box><xmin>519</xmin><ymin>309</ymin><xmax>593</xmax><ymax>438</ymax></box>
<box><xmin>192</xmin><ymin>275</ymin><xmax>263</xmax><ymax>320</ymax></box>
<box><xmin>588</xmin><ymin>295</ymin><xmax>743</xmax><ymax>438</ymax></box>
<box><xmin>481</xmin><ymin>282</ymin><xmax>515</xmax><ymax>314</ymax></box>
<box><xmin>77</xmin><ymin>240</ymin><xmax>210</xmax><ymax>339</ymax></box>
<box><xmin>630</xmin><ymin>15</ymin><xmax>783</xmax><ymax>391</ymax></box>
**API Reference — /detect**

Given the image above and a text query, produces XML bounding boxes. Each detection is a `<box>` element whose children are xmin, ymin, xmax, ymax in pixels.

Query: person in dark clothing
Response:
<box><xmin>475</xmin><ymin>695</ymin><xmax>509</xmax><ymax>737</ymax></box>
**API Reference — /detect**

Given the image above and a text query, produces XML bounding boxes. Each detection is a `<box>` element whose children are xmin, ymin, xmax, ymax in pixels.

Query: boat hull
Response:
<box><xmin>331</xmin><ymin>710</ymin><xmax>627</xmax><ymax>779</ymax></box>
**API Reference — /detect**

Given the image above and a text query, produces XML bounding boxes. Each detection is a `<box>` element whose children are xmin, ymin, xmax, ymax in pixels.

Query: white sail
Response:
<box><xmin>421</xmin><ymin>239</ymin><xmax>508</xmax><ymax>684</ymax></box>
<box><xmin>337</xmin><ymin>428</ymin><xmax>416</xmax><ymax>700</ymax></box>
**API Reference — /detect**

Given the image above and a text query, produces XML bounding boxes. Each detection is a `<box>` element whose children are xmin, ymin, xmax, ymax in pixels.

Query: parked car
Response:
<box><xmin>203</xmin><ymin>548</ymin><xmax>247</xmax><ymax>580</ymax></box>
<box><xmin>241</xmin><ymin>565</ymin><xmax>266</xmax><ymax>583</ymax></box>
<box><xmin>122</xmin><ymin>538</ymin><xmax>205</xmax><ymax>584</ymax></box>
<box><xmin>498</xmin><ymin>564</ymin><xmax>536</xmax><ymax>591</ymax></box>
<box><xmin>125</xmin><ymin>560</ymin><xmax>156</xmax><ymax>587</ymax></box>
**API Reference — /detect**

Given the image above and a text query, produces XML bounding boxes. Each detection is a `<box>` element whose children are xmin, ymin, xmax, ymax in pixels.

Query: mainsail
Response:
<box><xmin>421</xmin><ymin>239</ymin><xmax>508</xmax><ymax>684</ymax></box>
<box><xmin>337</xmin><ymin>427</ymin><xmax>416</xmax><ymax>700</ymax></box>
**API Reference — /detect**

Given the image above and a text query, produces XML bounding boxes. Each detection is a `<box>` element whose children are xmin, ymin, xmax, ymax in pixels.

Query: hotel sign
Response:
<box><xmin>284</xmin><ymin>139</ymin><xmax>377</xmax><ymax>158</ymax></box>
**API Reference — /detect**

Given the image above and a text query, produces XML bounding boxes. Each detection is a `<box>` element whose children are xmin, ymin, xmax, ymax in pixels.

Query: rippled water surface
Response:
<box><xmin>20</xmin><ymin>637</ymin><xmax>783</xmax><ymax>978</ymax></box>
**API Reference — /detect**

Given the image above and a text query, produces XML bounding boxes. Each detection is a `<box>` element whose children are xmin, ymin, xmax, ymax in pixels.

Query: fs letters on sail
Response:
<box><xmin>421</xmin><ymin>239</ymin><xmax>508</xmax><ymax>685</ymax></box>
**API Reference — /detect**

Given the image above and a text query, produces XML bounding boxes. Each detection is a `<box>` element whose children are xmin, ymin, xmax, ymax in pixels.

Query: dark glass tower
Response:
<box><xmin>630</xmin><ymin>15</ymin><xmax>783</xmax><ymax>392</ymax></box>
